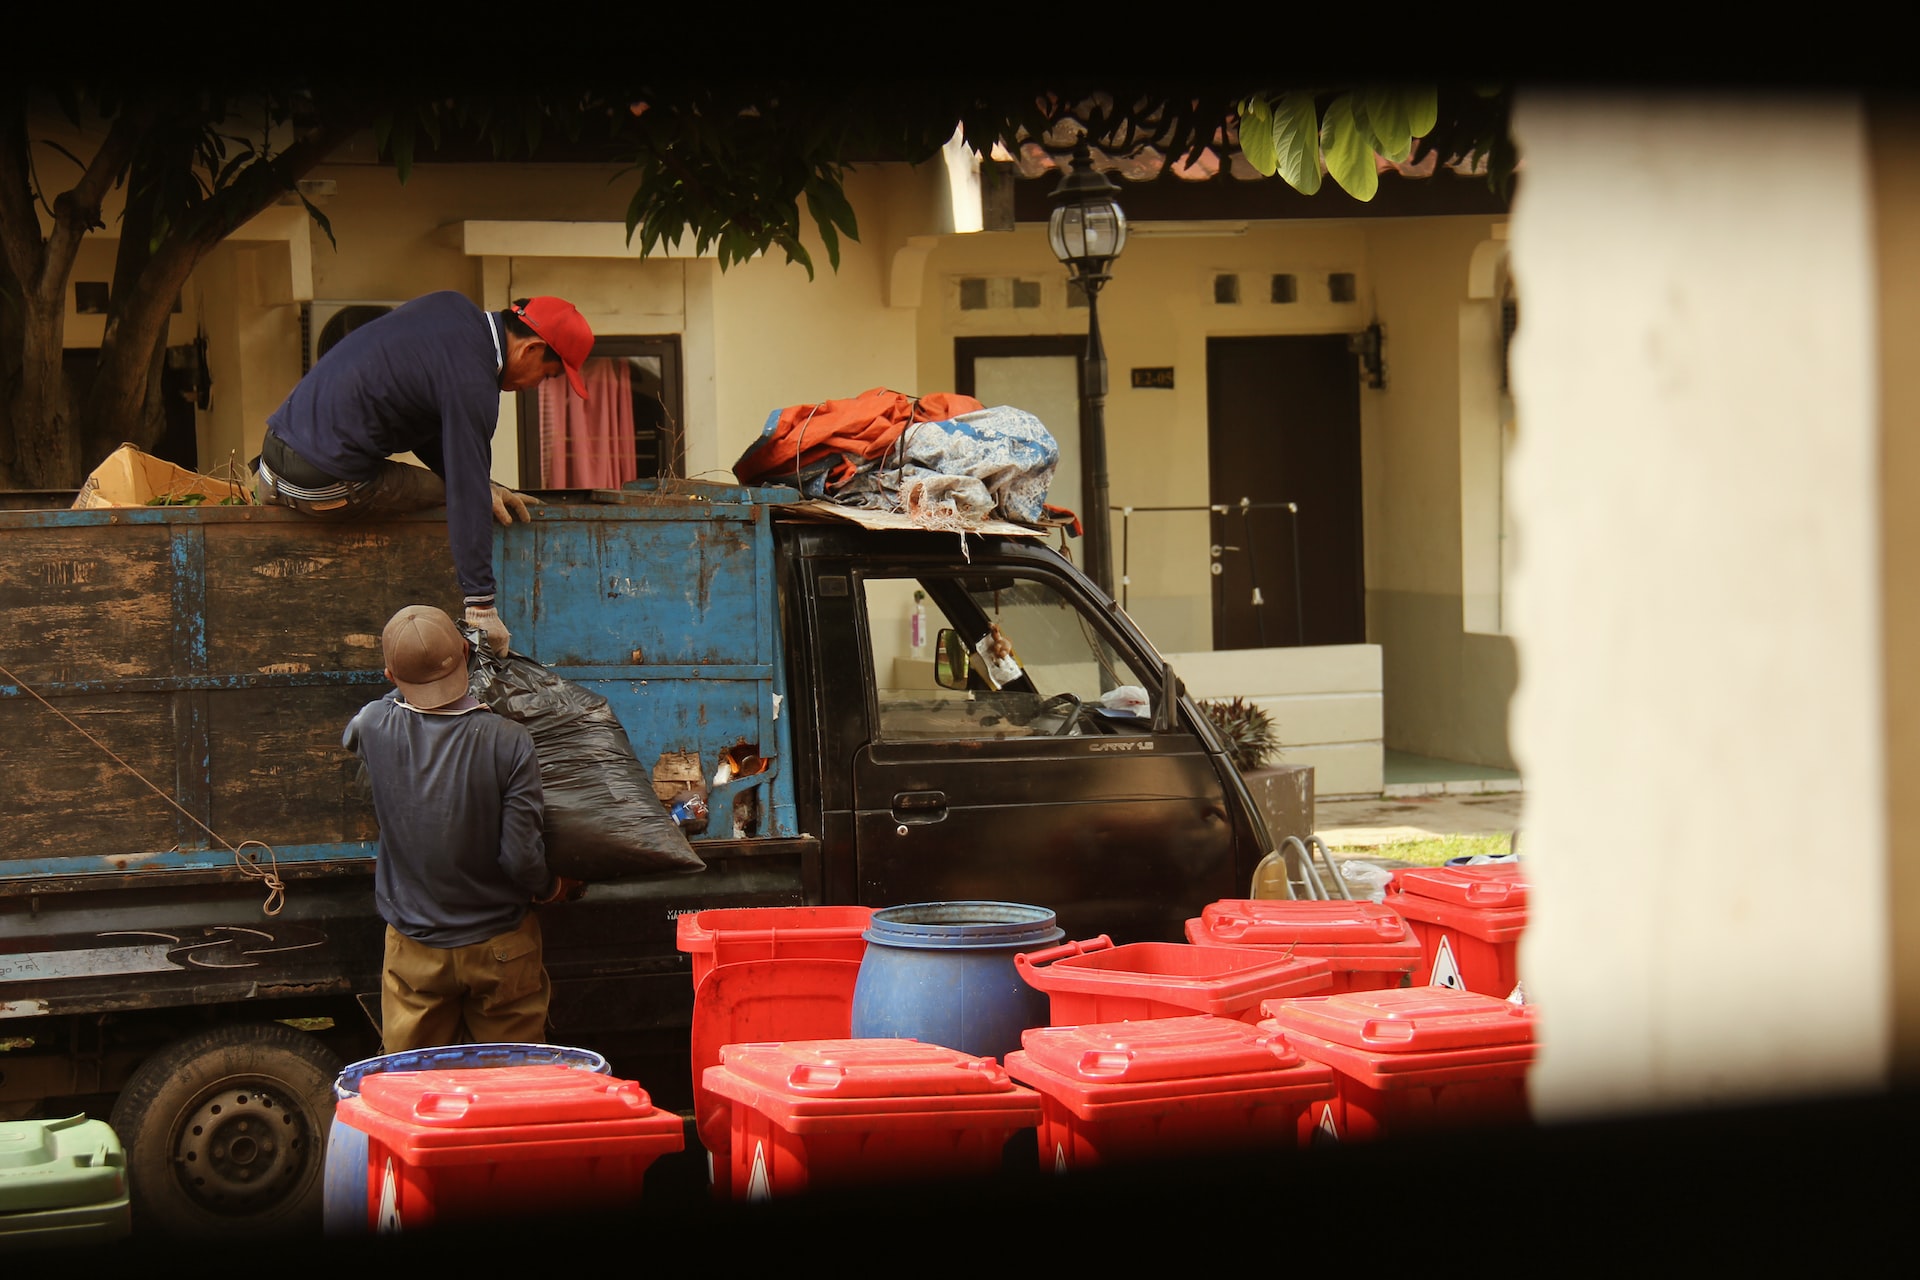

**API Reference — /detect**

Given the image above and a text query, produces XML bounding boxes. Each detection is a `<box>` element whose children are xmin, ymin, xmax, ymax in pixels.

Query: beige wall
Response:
<box><xmin>707</xmin><ymin>166</ymin><xmax>927</xmax><ymax>478</ymax></box>
<box><xmin>1509</xmin><ymin>91</ymin><xmax>1890</xmax><ymax>1120</ymax></box>
<box><xmin>1363</xmin><ymin>216</ymin><xmax>1518</xmax><ymax>768</ymax></box>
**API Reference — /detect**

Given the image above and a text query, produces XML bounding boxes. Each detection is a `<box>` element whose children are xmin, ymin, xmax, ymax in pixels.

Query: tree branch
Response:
<box><xmin>0</xmin><ymin>94</ymin><xmax>47</xmax><ymax>293</ymax></box>
<box><xmin>40</xmin><ymin>101</ymin><xmax>147</xmax><ymax>299</ymax></box>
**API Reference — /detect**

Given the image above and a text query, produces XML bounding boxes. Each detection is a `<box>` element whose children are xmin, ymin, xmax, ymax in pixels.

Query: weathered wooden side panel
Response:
<box><xmin>206</xmin><ymin>686</ymin><xmax>383</xmax><ymax>847</ymax></box>
<box><xmin>1</xmin><ymin>486</ymin><xmax>801</xmax><ymax>886</ymax></box>
<box><xmin>201</xmin><ymin>519</ymin><xmax>458</xmax><ymax>672</ymax></box>
<box><xmin>0</xmin><ymin>524</ymin><xmax>178</xmax><ymax>683</ymax></box>
<box><xmin>0</xmin><ymin>694</ymin><xmax>185</xmax><ymax>859</ymax></box>
<box><xmin>0</xmin><ymin>509</ymin><xmax>461</xmax><ymax>877</ymax></box>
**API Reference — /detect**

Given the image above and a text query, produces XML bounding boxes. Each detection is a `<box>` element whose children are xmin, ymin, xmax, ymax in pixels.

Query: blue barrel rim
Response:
<box><xmin>863</xmin><ymin>900</ymin><xmax>1064</xmax><ymax>951</ymax></box>
<box><xmin>332</xmin><ymin>1041</ymin><xmax>609</xmax><ymax>1100</ymax></box>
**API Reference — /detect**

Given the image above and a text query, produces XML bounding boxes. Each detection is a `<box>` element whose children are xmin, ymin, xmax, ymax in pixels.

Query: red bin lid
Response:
<box><xmin>1019</xmin><ymin>1015</ymin><xmax>1305</xmax><ymax>1083</ymax></box>
<box><xmin>1190</xmin><ymin>900</ymin><xmax>1418</xmax><ymax>949</ymax></box>
<box><xmin>1016</xmin><ymin>941</ymin><xmax>1334</xmax><ymax>1003</ymax></box>
<box><xmin>1387</xmin><ymin>863</ymin><xmax>1529</xmax><ymax>909</ymax></box>
<box><xmin>675</xmin><ymin>905</ymin><xmax>874</xmax><ymax>955</ymax></box>
<box><xmin>1258</xmin><ymin>986</ymin><xmax>1537</xmax><ymax>1054</ymax></box>
<box><xmin>714</xmin><ymin>1038</ymin><xmax>1018</xmax><ymax>1100</ymax></box>
<box><xmin>358</xmin><ymin>1064</ymin><xmax>657</xmax><ymax>1128</ymax></box>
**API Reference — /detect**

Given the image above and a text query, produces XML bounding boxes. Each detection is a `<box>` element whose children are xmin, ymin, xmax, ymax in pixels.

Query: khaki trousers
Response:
<box><xmin>380</xmin><ymin>912</ymin><xmax>551</xmax><ymax>1053</ymax></box>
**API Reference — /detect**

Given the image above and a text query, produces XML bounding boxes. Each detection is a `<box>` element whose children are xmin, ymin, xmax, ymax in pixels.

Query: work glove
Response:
<box><xmin>463</xmin><ymin>604</ymin><xmax>511</xmax><ymax>657</ymax></box>
<box><xmin>490</xmin><ymin>482</ymin><xmax>540</xmax><ymax>526</ymax></box>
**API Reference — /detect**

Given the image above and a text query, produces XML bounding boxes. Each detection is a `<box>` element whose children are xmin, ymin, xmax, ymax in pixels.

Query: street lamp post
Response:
<box><xmin>1048</xmin><ymin>140</ymin><xmax>1128</xmax><ymax>598</ymax></box>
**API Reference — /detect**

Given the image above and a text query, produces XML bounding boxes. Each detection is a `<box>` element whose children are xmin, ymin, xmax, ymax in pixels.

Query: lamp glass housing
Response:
<box><xmin>1048</xmin><ymin>200</ymin><xmax>1129</xmax><ymax>267</ymax></box>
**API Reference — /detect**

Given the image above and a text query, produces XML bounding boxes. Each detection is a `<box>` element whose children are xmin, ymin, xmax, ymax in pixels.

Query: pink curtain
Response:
<box><xmin>539</xmin><ymin>358</ymin><xmax>635</xmax><ymax>487</ymax></box>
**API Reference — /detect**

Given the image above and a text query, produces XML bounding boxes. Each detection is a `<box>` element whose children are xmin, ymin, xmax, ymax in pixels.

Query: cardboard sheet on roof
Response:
<box><xmin>781</xmin><ymin>498</ymin><xmax>1046</xmax><ymax>538</ymax></box>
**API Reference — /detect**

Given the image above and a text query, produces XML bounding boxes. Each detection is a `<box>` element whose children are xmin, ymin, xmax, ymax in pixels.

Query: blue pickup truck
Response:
<box><xmin>0</xmin><ymin>479</ymin><xmax>1284</xmax><ymax>1234</ymax></box>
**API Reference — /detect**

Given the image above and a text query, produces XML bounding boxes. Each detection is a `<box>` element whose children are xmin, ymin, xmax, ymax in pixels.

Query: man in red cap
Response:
<box><xmin>256</xmin><ymin>291</ymin><xmax>595</xmax><ymax>657</ymax></box>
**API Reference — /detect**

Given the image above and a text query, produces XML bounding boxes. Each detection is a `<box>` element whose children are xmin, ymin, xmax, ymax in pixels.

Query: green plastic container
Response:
<box><xmin>0</xmin><ymin>1114</ymin><xmax>130</xmax><ymax>1250</ymax></box>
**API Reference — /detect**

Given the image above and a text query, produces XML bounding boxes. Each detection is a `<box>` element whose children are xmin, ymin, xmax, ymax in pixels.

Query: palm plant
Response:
<box><xmin>1198</xmin><ymin>696</ymin><xmax>1280</xmax><ymax>772</ymax></box>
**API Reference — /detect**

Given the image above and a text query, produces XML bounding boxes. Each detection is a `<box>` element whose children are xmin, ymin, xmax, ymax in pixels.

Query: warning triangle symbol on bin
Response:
<box><xmin>377</xmin><ymin>1156</ymin><xmax>401</xmax><ymax>1234</ymax></box>
<box><xmin>1316</xmin><ymin>1103</ymin><xmax>1340</xmax><ymax>1144</ymax></box>
<box><xmin>1429</xmin><ymin>934</ymin><xmax>1465</xmax><ymax>990</ymax></box>
<box><xmin>747</xmin><ymin>1141</ymin><xmax>772</xmax><ymax>1203</ymax></box>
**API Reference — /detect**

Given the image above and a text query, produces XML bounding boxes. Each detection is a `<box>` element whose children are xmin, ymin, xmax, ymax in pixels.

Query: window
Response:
<box><xmin>517</xmin><ymin>335</ymin><xmax>683</xmax><ymax>489</ymax></box>
<box><xmin>1213</xmin><ymin>274</ymin><xmax>1241</xmax><ymax>305</ymax></box>
<box><xmin>959</xmin><ymin>277</ymin><xmax>1044</xmax><ymax>311</ymax></box>
<box><xmin>1271</xmin><ymin>274</ymin><xmax>1298</xmax><ymax>304</ymax></box>
<box><xmin>862</xmin><ymin>572</ymin><xmax>1152</xmax><ymax>742</ymax></box>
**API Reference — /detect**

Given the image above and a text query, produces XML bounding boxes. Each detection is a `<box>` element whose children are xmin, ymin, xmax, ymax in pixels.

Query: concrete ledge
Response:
<box><xmin>1383</xmin><ymin>776</ymin><xmax>1525</xmax><ymax>798</ymax></box>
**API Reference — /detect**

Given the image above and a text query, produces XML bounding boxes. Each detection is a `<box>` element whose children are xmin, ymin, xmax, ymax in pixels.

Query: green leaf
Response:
<box><xmin>1238</xmin><ymin>95</ymin><xmax>1277</xmax><ymax>176</ymax></box>
<box><xmin>804</xmin><ymin>186</ymin><xmax>841</xmax><ymax>272</ymax></box>
<box><xmin>52</xmin><ymin>85</ymin><xmax>82</xmax><ymax>128</ymax></box>
<box><xmin>1359</xmin><ymin>87</ymin><xmax>1413</xmax><ymax>164</ymax></box>
<box><xmin>1405</xmin><ymin>86</ymin><xmax>1438</xmax><ymax>139</ymax></box>
<box><xmin>803</xmin><ymin>170</ymin><xmax>859</xmax><ymax>249</ymax></box>
<box><xmin>213</xmin><ymin>149</ymin><xmax>251</xmax><ymax>190</ymax></box>
<box><xmin>38</xmin><ymin>138</ymin><xmax>87</xmax><ymax>174</ymax></box>
<box><xmin>298</xmin><ymin>192</ymin><xmax>337</xmax><ymax>250</ymax></box>
<box><xmin>389</xmin><ymin>126</ymin><xmax>415</xmax><ymax>185</ymax></box>
<box><xmin>1271</xmin><ymin>91</ymin><xmax>1322</xmax><ymax>195</ymax></box>
<box><xmin>1320</xmin><ymin>94</ymin><xmax>1378</xmax><ymax>201</ymax></box>
<box><xmin>623</xmin><ymin>183</ymin><xmax>648</xmax><ymax>243</ymax></box>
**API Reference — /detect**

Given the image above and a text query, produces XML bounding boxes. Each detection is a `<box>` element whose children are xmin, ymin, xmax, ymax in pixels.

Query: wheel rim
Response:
<box><xmin>171</xmin><ymin>1080</ymin><xmax>316</xmax><ymax>1216</ymax></box>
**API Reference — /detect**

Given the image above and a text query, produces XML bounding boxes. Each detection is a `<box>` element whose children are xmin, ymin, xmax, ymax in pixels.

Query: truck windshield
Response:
<box><xmin>860</xmin><ymin>572</ymin><xmax>1152</xmax><ymax>741</ymax></box>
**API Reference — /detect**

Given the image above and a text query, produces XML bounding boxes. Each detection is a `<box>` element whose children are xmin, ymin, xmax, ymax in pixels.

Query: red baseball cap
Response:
<box><xmin>514</xmin><ymin>296</ymin><xmax>594</xmax><ymax>400</ymax></box>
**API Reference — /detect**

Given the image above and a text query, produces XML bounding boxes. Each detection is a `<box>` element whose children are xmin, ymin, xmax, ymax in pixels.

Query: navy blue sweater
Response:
<box><xmin>344</xmin><ymin>692</ymin><xmax>551</xmax><ymax>948</ymax></box>
<box><xmin>268</xmin><ymin>291</ymin><xmax>504</xmax><ymax>605</ymax></box>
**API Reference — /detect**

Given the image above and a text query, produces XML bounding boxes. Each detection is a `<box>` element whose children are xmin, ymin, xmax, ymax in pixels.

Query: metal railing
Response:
<box><xmin>1118</xmin><ymin>498</ymin><xmax>1304</xmax><ymax>647</ymax></box>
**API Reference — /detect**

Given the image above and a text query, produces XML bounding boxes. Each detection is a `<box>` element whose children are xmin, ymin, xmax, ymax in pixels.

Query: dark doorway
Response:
<box><xmin>1206</xmin><ymin>334</ymin><xmax>1365</xmax><ymax>649</ymax></box>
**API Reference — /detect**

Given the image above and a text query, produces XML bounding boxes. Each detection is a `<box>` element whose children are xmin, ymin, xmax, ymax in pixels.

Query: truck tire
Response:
<box><xmin>110</xmin><ymin>1022</ymin><xmax>342</xmax><ymax>1237</ymax></box>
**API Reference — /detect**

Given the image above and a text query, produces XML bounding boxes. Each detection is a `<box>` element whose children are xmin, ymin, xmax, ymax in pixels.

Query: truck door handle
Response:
<box><xmin>891</xmin><ymin>791</ymin><xmax>947</xmax><ymax>823</ymax></box>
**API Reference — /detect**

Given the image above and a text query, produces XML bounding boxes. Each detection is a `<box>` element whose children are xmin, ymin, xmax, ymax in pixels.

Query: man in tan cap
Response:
<box><xmin>343</xmin><ymin>603</ymin><xmax>577</xmax><ymax>1051</ymax></box>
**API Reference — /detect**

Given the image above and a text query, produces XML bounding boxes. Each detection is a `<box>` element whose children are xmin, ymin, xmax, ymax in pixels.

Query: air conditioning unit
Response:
<box><xmin>302</xmin><ymin>300</ymin><xmax>408</xmax><ymax>374</ymax></box>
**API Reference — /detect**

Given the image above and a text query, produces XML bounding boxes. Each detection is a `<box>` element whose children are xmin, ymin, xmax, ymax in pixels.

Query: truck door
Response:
<box><xmin>848</xmin><ymin>566</ymin><xmax>1240</xmax><ymax>944</ymax></box>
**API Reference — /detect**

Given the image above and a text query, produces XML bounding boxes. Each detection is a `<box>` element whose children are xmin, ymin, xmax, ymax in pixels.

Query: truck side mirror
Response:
<box><xmin>934</xmin><ymin>627</ymin><xmax>970</xmax><ymax>690</ymax></box>
<box><xmin>1155</xmin><ymin>667</ymin><xmax>1184</xmax><ymax>734</ymax></box>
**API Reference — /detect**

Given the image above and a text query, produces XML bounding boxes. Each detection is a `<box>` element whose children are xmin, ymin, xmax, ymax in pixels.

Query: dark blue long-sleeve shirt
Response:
<box><xmin>268</xmin><ymin>291</ymin><xmax>504</xmax><ymax>604</ymax></box>
<box><xmin>344</xmin><ymin>691</ymin><xmax>550</xmax><ymax>948</ymax></box>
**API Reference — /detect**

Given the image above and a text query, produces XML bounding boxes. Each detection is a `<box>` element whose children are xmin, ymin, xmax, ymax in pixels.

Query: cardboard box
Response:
<box><xmin>72</xmin><ymin>443</ymin><xmax>255</xmax><ymax>509</ymax></box>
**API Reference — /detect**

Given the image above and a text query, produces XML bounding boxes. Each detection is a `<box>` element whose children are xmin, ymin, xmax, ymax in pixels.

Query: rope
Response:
<box><xmin>0</xmin><ymin>661</ymin><xmax>286</xmax><ymax>915</ymax></box>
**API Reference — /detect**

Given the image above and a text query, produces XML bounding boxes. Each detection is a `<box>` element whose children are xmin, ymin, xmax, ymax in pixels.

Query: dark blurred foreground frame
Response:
<box><xmin>58</xmin><ymin>1083</ymin><xmax>1913</xmax><ymax>1267</ymax></box>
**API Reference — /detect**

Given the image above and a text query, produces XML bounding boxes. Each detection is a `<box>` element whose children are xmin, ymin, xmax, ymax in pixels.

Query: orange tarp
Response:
<box><xmin>733</xmin><ymin>387</ymin><xmax>984</xmax><ymax>488</ymax></box>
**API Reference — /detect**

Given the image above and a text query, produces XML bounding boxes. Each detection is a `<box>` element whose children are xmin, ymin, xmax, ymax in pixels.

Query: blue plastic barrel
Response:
<box><xmin>850</xmin><ymin>902</ymin><xmax>1064</xmax><ymax>1062</ymax></box>
<box><xmin>323</xmin><ymin>1042</ymin><xmax>610</xmax><ymax>1237</ymax></box>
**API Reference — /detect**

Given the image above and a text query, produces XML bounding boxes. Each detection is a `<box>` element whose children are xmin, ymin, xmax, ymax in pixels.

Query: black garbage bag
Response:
<box><xmin>464</xmin><ymin>629</ymin><xmax>705</xmax><ymax>880</ymax></box>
